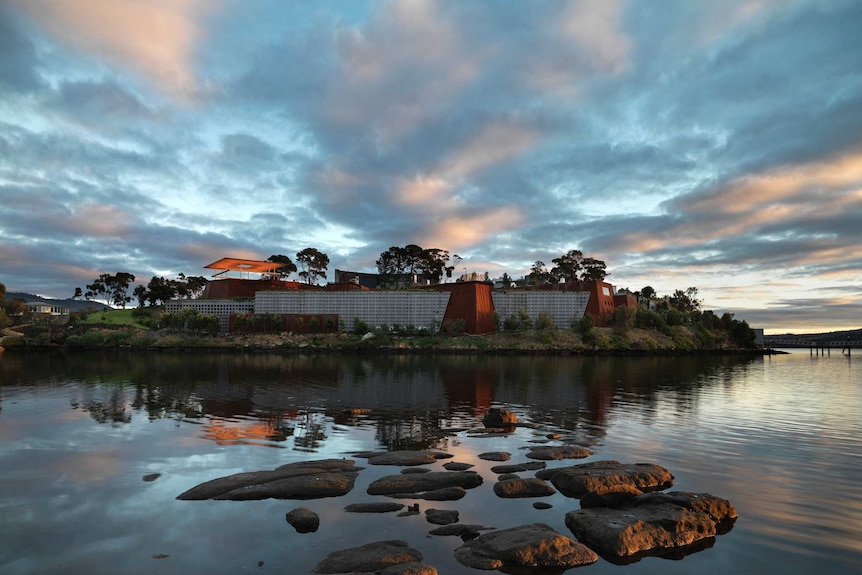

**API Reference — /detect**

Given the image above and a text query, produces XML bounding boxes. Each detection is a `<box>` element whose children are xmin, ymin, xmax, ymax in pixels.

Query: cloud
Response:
<box><xmin>10</xmin><ymin>0</ymin><xmax>215</xmax><ymax>99</ymax></box>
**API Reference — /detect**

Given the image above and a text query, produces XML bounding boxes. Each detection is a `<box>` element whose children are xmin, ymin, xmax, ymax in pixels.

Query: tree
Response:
<box><xmin>182</xmin><ymin>275</ymin><xmax>208</xmax><ymax>299</ymax></box>
<box><xmin>72</xmin><ymin>287</ymin><xmax>83</xmax><ymax>300</ymax></box>
<box><xmin>501</xmin><ymin>273</ymin><xmax>512</xmax><ymax>288</ymax></box>
<box><xmin>267</xmin><ymin>254</ymin><xmax>297</xmax><ymax>280</ymax></box>
<box><xmin>528</xmin><ymin>260</ymin><xmax>551</xmax><ymax>285</ymax></box>
<box><xmin>376</xmin><ymin>244</ymin><xmax>451</xmax><ymax>287</ymax></box>
<box><xmin>146</xmin><ymin>276</ymin><xmax>178</xmax><ymax>306</ymax></box>
<box><xmin>133</xmin><ymin>284</ymin><xmax>148</xmax><ymax>308</ymax></box>
<box><xmin>641</xmin><ymin>286</ymin><xmax>656</xmax><ymax>300</ymax></box>
<box><xmin>296</xmin><ymin>247</ymin><xmax>329</xmax><ymax>285</ymax></box>
<box><xmin>579</xmin><ymin>257</ymin><xmax>608</xmax><ymax>281</ymax></box>
<box><xmin>106</xmin><ymin>272</ymin><xmax>135</xmax><ymax>308</ymax></box>
<box><xmin>550</xmin><ymin>249</ymin><xmax>583</xmax><ymax>282</ymax></box>
<box><xmin>668</xmin><ymin>287</ymin><xmax>701</xmax><ymax>314</ymax></box>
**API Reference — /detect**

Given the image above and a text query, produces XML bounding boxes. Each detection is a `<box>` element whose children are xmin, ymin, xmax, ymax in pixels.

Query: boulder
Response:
<box><xmin>454</xmin><ymin>523</ymin><xmax>598</xmax><ymax>570</ymax></box>
<box><xmin>401</xmin><ymin>468</ymin><xmax>432</xmax><ymax>474</ymax></box>
<box><xmin>478</xmin><ymin>452</ymin><xmax>510</xmax><ymax>461</ymax></box>
<box><xmin>367</xmin><ymin>471</ymin><xmax>482</xmax><ymax>496</ymax></box>
<box><xmin>313</xmin><ymin>540</ymin><xmax>423</xmax><ymax>574</ymax></box>
<box><xmin>285</xmin><ymin>507</ymin><xmax>319</xmax><ymax>533</ymax></box>
<box><xmin>493</xmin><ymin>478</ymin><xmax>556</xmax><ymax>498</ymax></box>
<box><xmin>425</xmin><ymin>509</ymin><xmax>459</xmax><ymax>525</ymax></box>
<box><xmin>580</xmin><ymin>485</ymin><xmax>642</xmax><ymax>508</ymax></box>
<box><xmin>442</xmin><ymin>462</ymin><xmax>474</xmax><ymax>471</ymax></box>
<box><xmin>525</xmin><ymin>445</ymin><xmax>593</xmax><ymax>461</ymax></box>
<box><xmin>177</xmin><ymin>459</ymin><xmax>361</xmax><ymax>501</ymax></box>
<box><xmin>533</xmin><ymin>502</ymin><xmax>553</xmax><ymax>510</ymax></box>
<box><xmin>379</xmin><ymin>562</ymin><xmax>438</xmax><ymax>575</ymax></box>
<box><xmin>634</xmin><ymin>491</ymin><xmax>738</xmax><ymax>526</ymax></box>
<box><xmin>388</xmin><ymin>487</ymin><xmax>467</xmax><ymax>501</ymax></box>
<box><xmin>428</xmin><ymin>524</ymin><xmax>495</xmax><ymax>540</ymax></box>
<box><xmin>344</xmin><ymin>502</ymin><xmax>405</xmax><ymax>513</ymax></box>
<box><xmin>497</xmin><ymin>473</ymin><xmax>520</xmax><ymax>481</ymax></box>
<box><xmin>482</xmin><ymin>408</ymin><xmax>518</xmax><ymax>428</ymax></box>
<box><xmin>535</xmin><ymin>461</ymin><xmax>673</xmax><ymax>498</ymax></box>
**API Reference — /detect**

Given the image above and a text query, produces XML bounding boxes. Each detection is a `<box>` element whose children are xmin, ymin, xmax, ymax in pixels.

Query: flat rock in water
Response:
<box><xmin>490</xmin><ymin>462</ymin><xmax>546</xmax><ymax>474</ymax></box>
<box><xmin>285</xmin><ymin>507</ymin><xmax>319</xmax><ymax>533</ymax></box>
<box><xmin>634</xmin><ymin>491</ymin><xmax>738</xmax><ymax>525</ymax></box>
<box><xmin>313</xmin><ymin>540</ymin><xmax>423</xmax><ymax>574</ymax></box>
<box><xmin>177</xmin><ymin>459</ymin><xmax>360</xmax><ymax>500</ymax></box>
<box><xmin>454</xmin><ymin>523</ymin><xmax>598</xmax><ymax>570</ymax></box>
<box><xmin>442</xmin><ymin>462</ymin><xmax>474</xmax><ymax>471</ymax></box>
<box><xmin>367</xmin><ymin>471</ymin><xmax>482</xmax><ymax>496</ymax></box>
<box><xmin>401</xmin><ymin>468</ymin><xmax>432</xmax><ymax>474</ymax></box>
<box><xmin>379</xmin><ymin>562</ymin><xmax>438</xmax><ymax>575</ymax></box>
<box><xmin>478</xmin><ymin>452</ymin><xmax>510</xmax><ymax>461</ymax></box>
<box><xmin>482</xmin><ymin>408</ymin><xmax>518</xmax><ymax>428</ymax></box>
<box><xmin>565</xmin><ymin>504</ymin><xmax>717</xmax><ymax>559</ymax></box>
<box><xmin>526</xmin><ymin>445</ymin><xmax>593</xmax><ymax>460</ymax></box>
<box><xmin>345</xmin><ymin>502</ymin><xmax>405</xmax><ymax>513</ymax></box>
<box><xmin>493</xmin><ymin>478</ymin><xmax>556</xmax><ymax>498</ymax></box>
<box><xmin>425</xmin><ymin>509</ymin><xmax>459</xmax><ymax>525</ymax></box>
<box><xmin>535</xmin><ymin>461</ymin><xmax>673</xmax><ymax>498</ymax></box>
<box><xmin>428</xmin><ymin>524</ymin><xmax>495</xmax><ymax>540</ymax></box>
<box><xmin>357</xmin><ymin>450</ymin><xmax>453</xmax><ymax>466</ymax></box>
<box><xmin>388</xmin><ymin>486</ymin><xmax>467</xmax><ymax>501</ymax></box>
<box><xmin>533</xmin><ymin>502</ymin><xmax>553</xmax><ymax>510</ymax></box>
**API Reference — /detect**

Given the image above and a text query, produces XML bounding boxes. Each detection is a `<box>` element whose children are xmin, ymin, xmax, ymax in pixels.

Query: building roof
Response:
<box><xmin>204</xmin><ymin>258</ymin><xmax>281</xmax><ymax>276</ymax></box>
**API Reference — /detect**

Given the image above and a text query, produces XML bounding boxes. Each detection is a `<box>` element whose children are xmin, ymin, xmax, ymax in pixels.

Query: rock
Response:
<box><xmin>493</xmin><ymin>478</ymin><xmax>556</xmax><ymax>498</ymax></box>
<box><xmin>634</xmin><ymin>491</ymin><xmax>738</xmax><ymax>526</ymax></box>
<box><xmin>379</xmin><ymin>562</ymin><xmax>438</xmax><ymax>575</ymax></box>
<box><xmin>398</xmin><ymin>503</ymin><xmax>421</xmax><ymax>517</ymax></box>
<box><xmin>401</xmin><ymin>468</ymin><xmax>431</xmax><ymax>474</ymax></box>
<box><xmin>442</xmin><ymin>462</ymin><xmax>474</xmax><ymax>471</ymax></box>
<box><xmin>482</xmin><ymin>408</ymin><xmax>518</xmax><ymax>428</ymax></box>
<box><xmin>285</xmin><ymin>507</ymin><xmax>319</xmax><ymax>533</ymax></box>
<box><xmin>367</xmin><ymin>471</ymin><xmax>482</xmax><ymax>496</ymax></box>
<box><xmin>478</xmin><ymin>452</ymin><xmax>510</xmax><ymax>461</ymax></box>
<box><xmin>535</xmin><ymin>461</ymin><xmax>674</xmax><ymax>498</ymax></box>
<box><xmin>533</xmin><ymin>502</ymin><xmax>553</xmax><ymax>510</ymax></box>
<box><xmin>355</xmin><ymin>450</ymin><xmax>453</xmax><ymax>466</ymax></box>
<box><xmin>344</xmin><ymin>502</ymin><xmax>405</xmax><ymax>513</ymax></box>
<box><xmin>454</xmin><ymin>523</ymin><xmax>598</xmax><ymax>570</ymax></box>
<box><xmin>497</xmin><ymin>473</ymin><xmax>520</xmax><ymax>481</ymax></box>
<box><xmin>428</xmin><ymin>524</ymin><xmax>495</xmax><ymax>540</ymax></box>
<box><xmin>425</xmin><ymin>509</ymin><xmax>459</xmax><ymax>525</ymax></box>
<box><xmin>490</xmin><ymin>462</ymin><xmax>546</xmax><ymax>474</ymax></box>
<box><xmin>389</xmin><ymin>487</ymin><xmax>467</xmax><ymax>501</ymax></box>
<box><xmin>565</xmin><ymin>504</ymin><xmax>716</xmax><ymax>559</ymax></box>
<box><xmin>580</xmin><ymin>485</ymin><xmax>642</xmax><ymax>508</ymax></box>
<box><xmin>546</xmin><ymin>433</ymin><xmax>562</xmax><ymax>440</ymax></box>
<box><xmin>177</xmin><ymin>459</ymin><xmax>361</xmax><ymax>501</ymax></box>
<box><xmin>142</xmin><ymin>473</ymin><xmax>161</xmax><ymax>482</ymax></box>
<box><xmin>313</xmin><ymin>540</ymin><xmax>423</xmax><ymax>574</ymax></box>
<box><xmin>525</xmin><ymin>445</ymin><xmax>593</xmax><ymax>460</ymax></box>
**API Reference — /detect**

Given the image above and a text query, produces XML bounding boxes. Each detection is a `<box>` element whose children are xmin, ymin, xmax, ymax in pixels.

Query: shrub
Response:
<box><xmin>441</xmin><ymin>318</ymin><xmax>466</xmax><ymax>334</ymax></box>
<box><xmin>503</xmin><ymin>315</ymin><xmax>519</xmax><ymax>332</ymax></box>
<box><xmin>352</xmin><ymin>318</ymin><xmax>370</xmax><ymax>335</ymax></box>
<box><xmin>517</xmin><ymin>308</ymin><xmax>533</xmax><ymax>331</ymax></box>
<box><xmin>534</xmin><ymin>312</ymin><xmax>554</xmax><ymax>332</ymax></box>
<box><xmin>308</xmin><ymin>316</ymin><xmax>320</xmax><ymax>333</ymax></box>
<box><xmin>324</xmin><ymin>316</ymin><xmax>336</xmax><ymax>331</ymax></box>
<box><xmin>613</xmin><ymin>305</ymin><xmax>636</xmax><ymax>334</ymax></box>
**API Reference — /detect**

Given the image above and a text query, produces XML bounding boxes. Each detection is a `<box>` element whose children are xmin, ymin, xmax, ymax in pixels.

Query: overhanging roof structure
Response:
<box><xmin>204</xmin><ymin>258</ymin><xmax>281</xmax><ymax>277</ymax></box>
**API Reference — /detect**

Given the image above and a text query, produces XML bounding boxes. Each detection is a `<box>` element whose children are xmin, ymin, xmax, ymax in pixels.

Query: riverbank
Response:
<box><xmin>0</xmin><ymin>324</ymin><xmax>773</xmax><ymax>355</ymax></box>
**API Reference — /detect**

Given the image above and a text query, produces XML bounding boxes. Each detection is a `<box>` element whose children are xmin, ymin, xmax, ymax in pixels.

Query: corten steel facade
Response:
<box><xmin>436</xmin><ymin>282</ymin><xmax>498</xmax><ymax>334</ymax></box>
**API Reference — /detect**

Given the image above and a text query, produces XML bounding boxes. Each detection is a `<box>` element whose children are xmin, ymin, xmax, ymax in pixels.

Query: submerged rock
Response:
<box><xmin>379</xmin><ymin>562</ymin><xmax>438</xmax><ymax>575</ymax></box>
<box><xmin>285</xmin><ymin>507</ymin><xmax>319</xmax><ymax>533</ymax></box>
<box><xmin>344</xmin><ymin>502</ymin><xmax>405</xmax><ymax>513</ymax></box>
<box><xmin>176</xmin><ymin>459</ymin><xmax>361</xmax><ymax>501</ymax></box>
<box><xmin>354</xmin><ymin>450</ymin><xmax>453</xmax><ymax>466</ymax></box>
<box><xmin>454</xmin><ymin>523</ymin><xmax>598</xmax><ymax>570</ymax></box>
<box><xmin>313</xmin><ymin>540</ymin><xmax>423</xmax><ymax>574</ymax></box>
<box><xmin>425</xmin><ymin>509</ymin><xmax>459</xmax><ymax>525</ymax></box>
<box><xmin>482</xmin><ymin>408</ymin><xmax>518</xmax><ymax>428</ymax></box>
<box><xmin>442</xmin><ymin>462</ymin><xmax>474</xmax><ymax>471</ymax></box>
<box><xmin>490</xmin><ymin>462</ymin><xmax>546</xmax><ymax>474</ymax></box>
<box><xmin>477</xmin><ymin>452</ymin><xmax>510</xmax><ymax>461</ymax></box>
<box><xmin>388</xmin><ymin>487</ymin><xmax>467</xmax><ymax>501</ymax></box>
<box><xmin>428</xmin><ymin>524</ymin><xmax>495</xmax><ymax>540</ymax></box>
<box><xmin>535</xmin><ymin>460</ymin><xmax>673</xmax><ymax>498</ymax></box>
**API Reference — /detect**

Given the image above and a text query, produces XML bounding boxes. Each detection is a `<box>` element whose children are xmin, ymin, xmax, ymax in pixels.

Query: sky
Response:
<box><xmin>1</xmin><ymin>0</ymin><xmax>860</xmax><ymax>334</ymax></box>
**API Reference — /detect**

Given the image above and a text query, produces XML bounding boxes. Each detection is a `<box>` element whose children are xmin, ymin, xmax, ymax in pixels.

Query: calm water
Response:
<box><xmin>0</xmin><ymin>350</ymin><xmax>859</xmax><ymax>574</ymax></box>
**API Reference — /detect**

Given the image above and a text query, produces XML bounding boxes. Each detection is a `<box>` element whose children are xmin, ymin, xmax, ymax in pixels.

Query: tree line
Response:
<box><xmin>265</xmin><ymin>247</ymin><xmax>330</xmax><ymax>285</ymax></box>
<box><xmin>73</xmin><ymin>273</ymin><xmax>207</xmax><ymax>308</ymax></box>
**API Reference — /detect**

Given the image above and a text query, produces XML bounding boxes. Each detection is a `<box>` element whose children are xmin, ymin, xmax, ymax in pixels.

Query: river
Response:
<box><xmin>0</xmin><ymin>350</ymin><xmax>859</xmax><ymax>574</ymax></box>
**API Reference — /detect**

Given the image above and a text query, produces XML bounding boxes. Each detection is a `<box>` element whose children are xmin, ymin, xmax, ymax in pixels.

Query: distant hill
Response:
<box><xmin>6</xmin><ymin>292</ymin><xmax>111</xmax><ymax>312</ymax></box>
<box><xmin>765</xmin><ymin>328</ymin><xmax>862</xmax><ymax>343</ymax></box>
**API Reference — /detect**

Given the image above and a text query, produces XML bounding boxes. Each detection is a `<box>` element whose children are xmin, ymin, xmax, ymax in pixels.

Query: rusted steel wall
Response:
<box><xmin>437</xmin><ymin>282</ymin><xmax>498</xmax><ymax>335</ymax></box>
<box><xmin>203</xmin><ymin>278</ymin><xmax>302</xmax><ymax>299</ymax></box>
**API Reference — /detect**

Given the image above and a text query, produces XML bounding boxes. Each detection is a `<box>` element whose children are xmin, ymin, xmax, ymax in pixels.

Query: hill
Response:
<box><xmin>6</xmin><ymin>292</ymin><xmax>111</xmax><ymax>313</ymax></box>
<box><xmin>764</xmin><ymin>328</ymin><xmax>862</xmax><ymax>343</ymax></box>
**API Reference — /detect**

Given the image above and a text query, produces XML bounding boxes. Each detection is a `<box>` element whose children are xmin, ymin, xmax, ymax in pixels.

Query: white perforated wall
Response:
<box><xmin>165</xmin><ymin>299</ymin><xmax>255</xmax><ymax>332</ymax></box>
<box><xmin>491</xmin><ymin>291</ymin><xmax>591</xmax><ymax>328</ymax></box>
<box><xmin>254</xmin><ymin>291</ymin><xmax>451</xmax><ymax>331</ymax></box>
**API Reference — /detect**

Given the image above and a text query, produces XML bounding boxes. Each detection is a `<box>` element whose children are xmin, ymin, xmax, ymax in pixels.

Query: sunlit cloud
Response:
<box><xmin>11</xmin><ymin>0</ymin><xmax>215</xmax><ymax>99</ymax></box>
<box><xmin>420</xmin><ymin>206</ymin><xmax>523</xmax><ymax>252</ymax></box>
<box><xmin>64</xmin><ymin>203</ymin><xmax>133</xmax><ymax>237</ymax></box>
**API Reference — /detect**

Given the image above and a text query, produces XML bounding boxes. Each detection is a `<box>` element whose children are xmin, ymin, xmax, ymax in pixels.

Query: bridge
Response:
<box><xmin>763</xmin><ymin>338</ymin><xmax>860</xmax><ymax>356</ymax></box>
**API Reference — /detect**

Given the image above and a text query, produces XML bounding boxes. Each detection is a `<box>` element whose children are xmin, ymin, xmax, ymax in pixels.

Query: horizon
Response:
<box><xmin>1</xmin><ymin>1</ymin><xmax>860</xmax><ymax>335</ymax></box>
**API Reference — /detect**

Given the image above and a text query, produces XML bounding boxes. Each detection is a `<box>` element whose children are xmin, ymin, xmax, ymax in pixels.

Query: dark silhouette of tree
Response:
<box><xmin>296</xmin><ymin>247</ymin><xmax>329</xmax><ymax>285</ymax></box>
<box><xmin>267</xmin><ymin>254</ymin><xmax>297</xmax><ymax>279</ymax></box>
<box><xmin>550</xmin><ymin>249</ymin><xmax>583</xmax><ymax>282</ymax></box>
<box><xmin>579</xmin><ymin>257</ymin><xmax>608</xmax><ymax>281</ymax></box>
<box><xmin>528</xmin><ymin>260</ymin><xmax>551</xmax><ymax>285</ymax></box>
<box><xmin>376</xmin><ymin>244</ymin><xmax>452</xmax><ymax>287</ymax></box>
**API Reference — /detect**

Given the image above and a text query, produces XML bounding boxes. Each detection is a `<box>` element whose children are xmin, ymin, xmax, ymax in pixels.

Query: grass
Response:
<box><xmin>84</xmin><ymin>308</ymin><xmax>151</xmax><ymax>330</ymax></box>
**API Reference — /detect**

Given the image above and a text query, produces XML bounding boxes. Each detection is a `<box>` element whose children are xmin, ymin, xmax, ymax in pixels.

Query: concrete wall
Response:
<box><xmin>254</xmin><ymin>291</ymin><xmax>451</xmax><ymax>332</ymax></box>
<box><xmin>165</xmin><ymin>299</ymin><xmax>255</xmax><ymax>332</ymax></box>
<box><xmin>492</xmin><ymin>291</ymin><xmax>591</xmax><ymax>328</ymax></box>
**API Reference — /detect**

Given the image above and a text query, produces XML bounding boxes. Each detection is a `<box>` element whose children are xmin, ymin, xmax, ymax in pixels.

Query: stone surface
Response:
<box><xmin>525</xmin><ymin>445</ymin><xmax>593</xmax><ymax>460</ymax></box>
<box><xmin>177</xmin><ymin>459</ymin><xmax>360</xmax><ymax>501</ymax></box>
<box><xmin>533</xmin><ymin>502</ymin><xmax>553</xmax><ymax>510</ymax></box>
<box><xmin>388</xmin><ymin>487</ymin><xmax>467</xmax><ymax>501</ymax></box>
<box><xmin>580</xmin><ymin>485</ymin><xmax>643</xmax><ymax>508</ymax></box>
<box><xmin>142</xmin><ymin>473</ymin><xmax>161</xmax><ymax>482</ymax></box>
<box><xmin>478</xmin><ymin>451</ymin><xmax>510</xmax><ymax>462</ymax></box>
<box><xmin>355</xmin><ymin>450</ymin><xmax>453</xmax><ymax>466</ymax></box>
<box><xmin>634</xmin><ymin>491</ymin><xmax>738</xmax><ymax>525</ymax></box>
<box><xmin>454</xmin><ymin>523</ymin><xmax>598</xmax><ymax>570</ymax></box>
<box><xmin>344</xmin><ymin>502</ymin><xmax>405</xmax><ymax>513</ymax></box>
<box><xmin>497</xmin><ymin>473</ymin><xmax>520</xmax><ymax>481</ymax></box>
<box><xmin>490</xmin><ymin>462</ymin><xmax>546</xmax><ymax>474</ymax></box>
<box><xmin>482</xmin><ymin>408</ymin><xmax>518</xmax><ymax>428</ymax></box>
<box><xmin>425</xmin><ymin>509</ymin><xmax>459</xmax><ymax>525</ymax></box>
<box><xmin>565</xmin><ymin>504</ymin><xmax>717</xmax><ymax>558</ymax></box>
<box><xmin>285</xmin><ymin>507</ymin><xmax>319</xmax><ymax>533</ymax></box>
<box><xmin>379</xmin><ymin>562</ymin><xmax>438</xmax><ymax>575</ymax></box>
<box><xmin>536</xmin><ymin>461</ymin><xmax>674</xmax><ymax>498</ymax></box>
<box><xmin>493</xmin><ymin>478</ymin><xmax>556</xmax><ymax>498</ymax></box>
<box><xmin>442</xmin><ymin>462</ymin><xmax>474</xmax><ymax>471</ymax></box>
<box><xmin>401</xmin><ymin>468</ymin><xmax>431</xmax><ymax>474</ymax></box>
<box><xmin>367</xmin><ymin>471</ymin><xmax>482</xmax><ymax>496</ymax></box>
<box><xmin>313</xmin><ymin>540</ymin><xmax>423</xmax><ymax>574</ymax></box>
<box><xmin>428</xmin><ymin>524</ymin><xmax>495</xmax><ymax>540</ymax></box>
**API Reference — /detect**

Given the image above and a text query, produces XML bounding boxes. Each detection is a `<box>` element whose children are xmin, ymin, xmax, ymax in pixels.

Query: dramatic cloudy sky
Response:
<box><xmin>1</xmin><ymin>0</ymin><xmax>860</xmax><ymax>333</ymax></box>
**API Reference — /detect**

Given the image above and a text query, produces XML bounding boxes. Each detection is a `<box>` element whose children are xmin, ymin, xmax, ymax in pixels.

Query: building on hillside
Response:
<box><xmin>168</xmin><ymin>258</ymin><xmax>622</xmax><ymax>334</ymax></box>
<box><xmin>26</xmin><ymin>302</ymin><xmax>70</xmax><ymax>324</ymax></box>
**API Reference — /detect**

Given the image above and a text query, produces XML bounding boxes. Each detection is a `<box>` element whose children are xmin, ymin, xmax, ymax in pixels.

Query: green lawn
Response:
<box><xmin>84</xmin><ymin>308</ymin><xmax>151</xmax><ymax>329</ymax></box>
